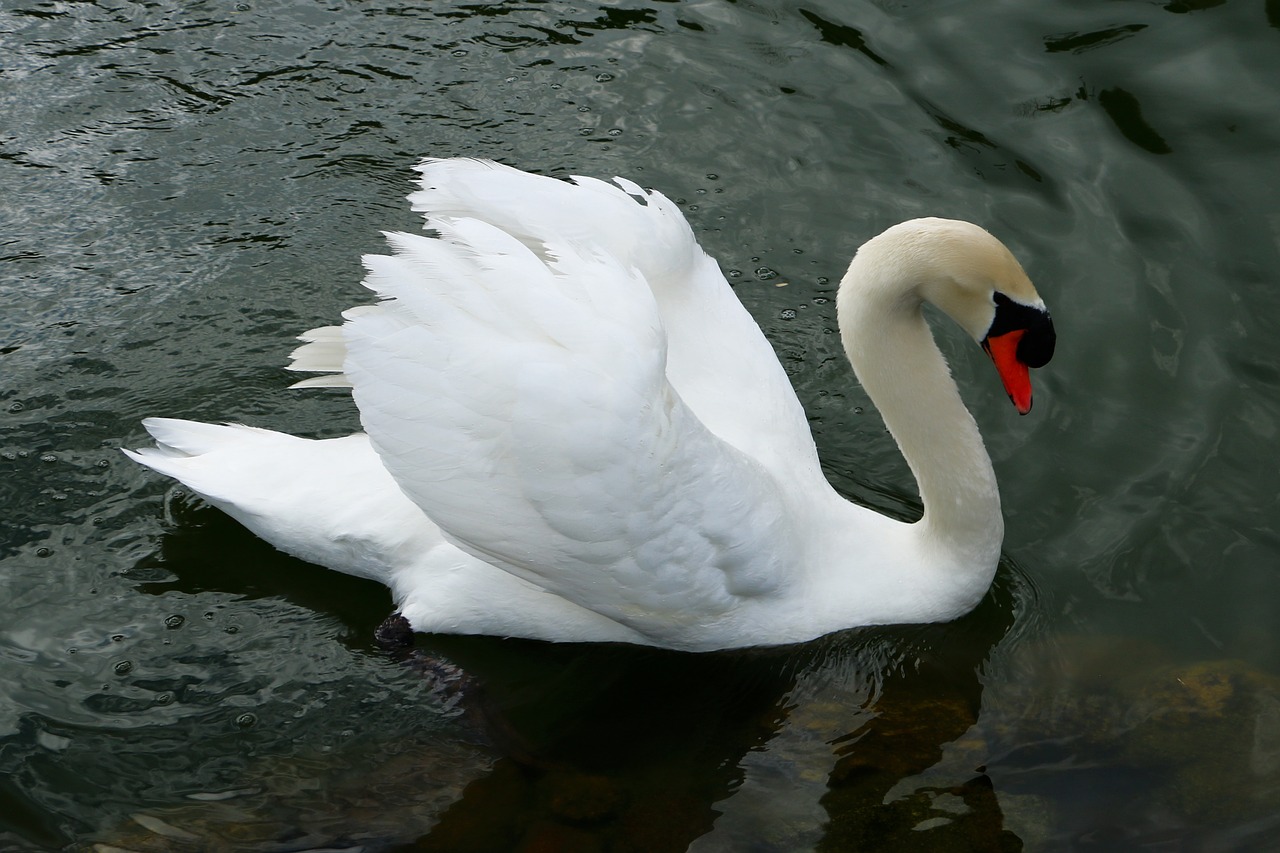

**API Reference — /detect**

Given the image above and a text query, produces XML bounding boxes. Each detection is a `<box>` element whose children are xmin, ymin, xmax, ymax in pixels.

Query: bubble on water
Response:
<box><xmin>234</xmin><ymin>713</ymin><xmax>257</xmax><ymax>729</ymax></box>
<box><xmin>164</xmin><ymin>614</ymin><xmax>185</xmax><ymax>630</ymax></box>
<box><xmin>224</xmin><ymin>626</ymin><xmax>239</xmax><ymax>635</ymax></box>
<box><xmin>780</xmin><ymin>309</ymin><xmax>797</xmax><ymax>320</ymax></box>
<box><xmin>727</xmin><ymin>270</ymin><xmax>743</xmax><ymax>279</ymax></box>
<box><xmin>113</xmin><ymin>660</ymin><xmax>133</xmax><ymax>676</ymax></box>
<box><xmin>8</xmin><ymin>402</ymin><xmax>22</xmax><ymax>412</ymax></box>
<box><xmin>35</xmin><ymin>547</ymin><xmax>52</xmax><ymax>558</ymax></box>
<box><xmin>155</xmin><ymin>693</ymin><xmax>174</xmax><ymax>705</ymax></box>
<box><xmin>607</xmin><ymin>128</ymin><xmax>622</xmax><ymax>137</ymax></box>
<box><xmin>40</xmin><ymin>454</ymin><xmax>56</xmax><ymax>463</ymax></box>
<box><xmin>854</xmin><ymin>406</ymin><xmax>864</xmax><ymax>415</ymax></box>
<box><xmin>756</xmin><ymin>267</ymin><xmax>778</xmax><ymax>280</ymax></box>
<box><xmin>595</xmin><ymin>72</ymin><xmax>614</xmax><ymax>82</ymax></box>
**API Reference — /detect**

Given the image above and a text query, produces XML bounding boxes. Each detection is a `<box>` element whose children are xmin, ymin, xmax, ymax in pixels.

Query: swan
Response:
<box><xmin>125</xmin><ymin>158</ymin><xmax>1055</xmax><ymax>652</ymax></box>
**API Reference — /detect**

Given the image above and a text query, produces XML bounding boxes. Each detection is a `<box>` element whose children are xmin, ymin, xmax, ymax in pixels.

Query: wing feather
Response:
<box><xmin>342</xmin><ymin>205</ymin><xmax>797</xmax><ymax>641</ymax></box>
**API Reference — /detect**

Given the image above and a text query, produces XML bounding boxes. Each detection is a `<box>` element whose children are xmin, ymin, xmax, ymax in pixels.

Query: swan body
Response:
<box><xmin>126</xmin><ymin>159</ymin><xmax>1055</xmax><ymax>651</ymax></box>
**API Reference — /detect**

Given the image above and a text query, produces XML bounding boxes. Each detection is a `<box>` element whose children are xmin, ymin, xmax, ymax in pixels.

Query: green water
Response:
<box><xmin>4</xmin><ymin>0</ymin><xmax>1280</xmax><ymax>849</ymax></box>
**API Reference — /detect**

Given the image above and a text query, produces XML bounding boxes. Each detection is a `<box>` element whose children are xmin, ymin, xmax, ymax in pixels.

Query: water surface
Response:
<box><xmin>4</xmin><ymin>0</ymin><xmax>1280</xmax><ymax>849</ymax></box>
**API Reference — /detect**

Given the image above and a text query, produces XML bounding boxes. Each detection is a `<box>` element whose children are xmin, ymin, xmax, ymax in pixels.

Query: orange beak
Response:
<box><xmin>982</xmin><ymin>329</ymin><xmax>1033</xmax><ymax>415</ymax></box>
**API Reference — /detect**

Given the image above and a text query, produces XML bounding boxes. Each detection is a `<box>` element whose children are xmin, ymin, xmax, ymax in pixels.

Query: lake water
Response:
<box><xmin>4</xmin><ymin>0</ymin><xmax>1280</xmax><ymax>849</ymax></box>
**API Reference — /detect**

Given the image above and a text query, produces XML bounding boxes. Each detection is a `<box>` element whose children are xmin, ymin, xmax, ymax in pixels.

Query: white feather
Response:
<box><xmin>127</xmin><ymin>159</ymin><xmax>1050</xmax><ymax>651</ymax></box>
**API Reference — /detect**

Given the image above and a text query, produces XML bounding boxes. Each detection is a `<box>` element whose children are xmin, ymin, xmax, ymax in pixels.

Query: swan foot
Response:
<box><xmin>374</xmin><ymin>611</ymin><xmax>416</xmax><ymax>652</ymax></box>
<box><xmin>374</xmin><ymin>611</ymin><xmax>471</xmax><ymax>698</ymax></box>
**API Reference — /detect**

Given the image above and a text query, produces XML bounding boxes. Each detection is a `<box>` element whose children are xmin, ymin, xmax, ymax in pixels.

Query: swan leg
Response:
<box><xmin>372</xmin><ymin>612</ymin><xmax>542</xmax><ymax>762</ymax></box>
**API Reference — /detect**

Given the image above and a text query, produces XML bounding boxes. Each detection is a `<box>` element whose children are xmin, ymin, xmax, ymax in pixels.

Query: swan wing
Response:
<box><xmin>290</xmin><ymin>160</ymin><xmax>826</xmax><ymax>482</ymax></box>
<box><xmin>340</xmin><ymin>215</ymin><xmax>799</xmax><ymax>645</ymax></box>
<box><xmin>405</xmin><ymin>161</ymin><xmax>824</xmax><ymax>480</ymax></box>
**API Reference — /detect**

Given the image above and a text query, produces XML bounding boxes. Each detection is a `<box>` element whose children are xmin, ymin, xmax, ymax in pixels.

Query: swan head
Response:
<box><xmin>846</xmin><ymin>217</ymin><xmax>1056</xmax><ymax>414</ymax></box>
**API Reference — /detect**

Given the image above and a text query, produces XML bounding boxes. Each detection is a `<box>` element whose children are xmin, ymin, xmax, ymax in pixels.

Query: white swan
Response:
<box><xmin>125</xmin><ymin>159</ymin><xmax>1055</xmax><ymax>652</ymax></box>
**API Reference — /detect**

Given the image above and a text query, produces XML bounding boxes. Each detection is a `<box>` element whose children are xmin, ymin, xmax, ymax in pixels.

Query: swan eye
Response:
<box><xmin>986</xmin><ymin>292</ymin><xmax>1056</xmax><ymax>368</ymax></box>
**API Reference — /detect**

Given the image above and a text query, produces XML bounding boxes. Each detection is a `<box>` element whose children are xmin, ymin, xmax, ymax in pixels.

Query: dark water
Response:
<box><xmin>4</xmin><ymin>0</ymin><xmax>1280</xmax><ymax>849</ymax></box>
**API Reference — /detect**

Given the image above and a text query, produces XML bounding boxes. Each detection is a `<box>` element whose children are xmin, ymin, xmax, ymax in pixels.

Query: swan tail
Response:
<box><xmin>124</xmin><ymin>418</ymin><xmax>276</xmax><ymax>465</ymax></box>
<box><xmin>124</xmin><ymin>418</ymin><xmax>323</xmax><ymax>511</ymax></box>
<box><xmin>124</xmin><ymin>419</ymin><xmax>424</xmax><ymax>584</ymax></box>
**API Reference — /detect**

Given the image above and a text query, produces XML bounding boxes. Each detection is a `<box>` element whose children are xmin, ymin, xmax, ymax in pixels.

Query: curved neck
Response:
<box><xmin>836</xmin><ymin>261</ymin><xmax>1003</xmax><ymax>569</ymax></box>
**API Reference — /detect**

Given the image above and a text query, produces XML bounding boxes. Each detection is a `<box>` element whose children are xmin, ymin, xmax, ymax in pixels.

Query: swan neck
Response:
<box><xmin>837</xmin><ymin>258</ymin><xmax>1002</xmax><ymax>564</ymax></box>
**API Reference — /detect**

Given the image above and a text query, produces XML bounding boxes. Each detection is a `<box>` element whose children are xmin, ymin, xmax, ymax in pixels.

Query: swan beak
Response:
<box><xmin>982</xmin><ymin>329</ymin><xmax>1033</xmax><ymax>415</ymax></box>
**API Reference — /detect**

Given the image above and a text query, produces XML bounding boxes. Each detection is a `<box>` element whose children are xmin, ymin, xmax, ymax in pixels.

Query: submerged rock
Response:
<box><xmin>981</xmin><ymin>636</ymin><xmax>1280</xmax><ymax>842</ymax></box>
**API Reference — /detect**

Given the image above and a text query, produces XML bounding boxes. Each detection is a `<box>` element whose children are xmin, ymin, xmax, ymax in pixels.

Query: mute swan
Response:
<box><xmin>126</xmin><ymin>158</ymin><xmax>1055</xmax><ymax>652</ymax></box>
